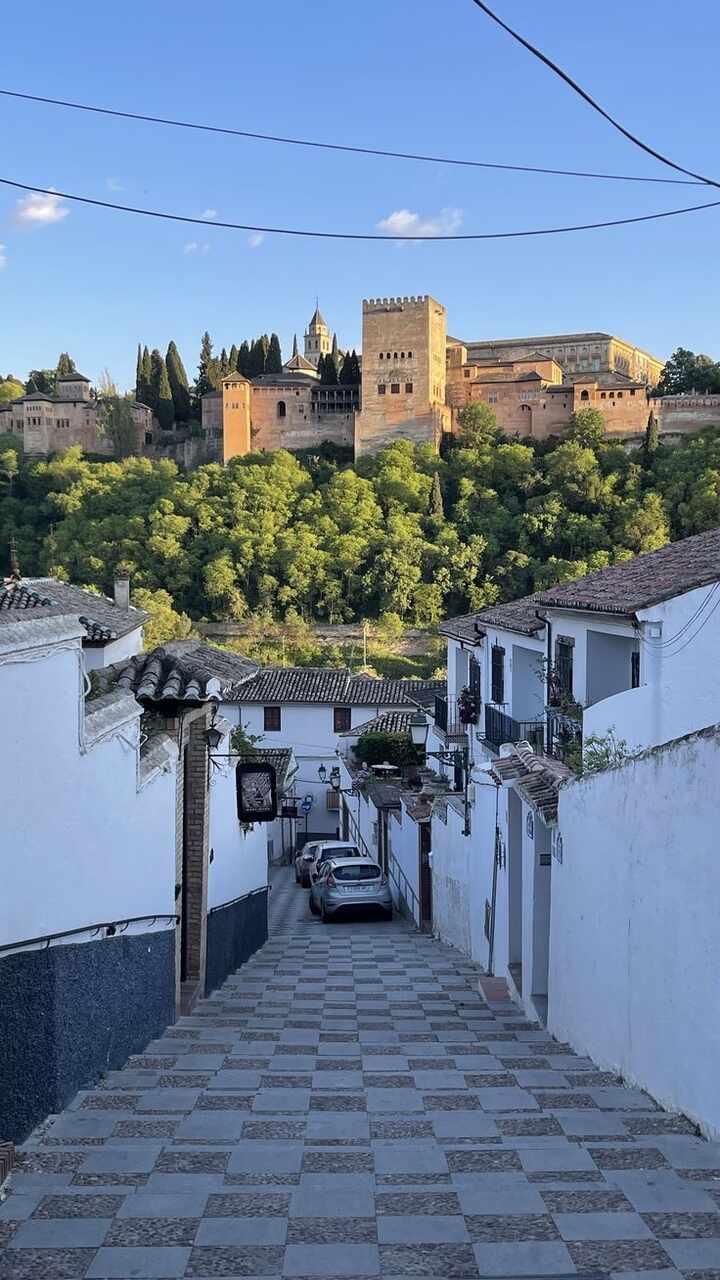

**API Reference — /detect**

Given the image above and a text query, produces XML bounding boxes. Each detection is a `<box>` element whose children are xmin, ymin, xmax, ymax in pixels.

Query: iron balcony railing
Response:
<box><xmin>546</xmin><ymin>709</ymin><xmax>583</xmax><ymax>764</ymax></box>
<box><xmin>482</xmin><ymin>704</ymin><xmax>545</xmax><ymax>754</ymax></box>
<box><xmin>434</xmin><ymin>695</ymin><xmax>467</xmax><ymax>739</ymax></box>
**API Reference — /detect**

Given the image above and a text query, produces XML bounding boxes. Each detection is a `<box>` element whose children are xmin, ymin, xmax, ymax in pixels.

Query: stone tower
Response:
<box><xmin>221</xmin><ymin>373</ymin><xmax>252</xmax><ymax>463</ymax></box>
<box><xmin>304</xmin><ymin>303</ymin><xmax>331</xmax><ymax>369</ymax></box>
<box><xmin>354</xmin><ymin>295</ymin><xmax>451</xmax><ymax>457</ymax></box>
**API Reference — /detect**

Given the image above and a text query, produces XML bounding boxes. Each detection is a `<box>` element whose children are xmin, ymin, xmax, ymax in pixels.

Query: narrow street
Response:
<box><xmin>2</xmin><ymin>868</ymin><xmax>720</xmax><ymax>1279</ymax></box>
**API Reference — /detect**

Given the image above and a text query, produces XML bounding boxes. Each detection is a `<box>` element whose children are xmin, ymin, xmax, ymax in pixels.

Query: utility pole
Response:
<box><xmin>363</xmin><ymin>621</ymin><xmax>368</xmax><ymax>668</ymax></box>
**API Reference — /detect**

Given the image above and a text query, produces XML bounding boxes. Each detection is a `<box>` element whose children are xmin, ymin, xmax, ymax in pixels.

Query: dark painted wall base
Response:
<box><xmin>206</xmin><ymin>888</ymin><xmax>268</xmax><ymax>996</ymax></box>
<box><xmin>0</xmin><ymin>929</ymin><xmax>175</xmax><ymax>1145</ymax></box>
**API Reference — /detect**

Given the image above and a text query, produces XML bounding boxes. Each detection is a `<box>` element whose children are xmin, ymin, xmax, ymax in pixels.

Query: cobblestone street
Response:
<box><xmin>3</xmin><ymin>868</ymin><xmax>720</xmax><ymax>1279</ymax></box>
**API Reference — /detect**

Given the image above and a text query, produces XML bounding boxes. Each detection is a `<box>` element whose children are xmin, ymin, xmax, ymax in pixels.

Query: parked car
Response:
<box><xmin>309</xmin><ymin>857</ymin><xmax>393</xmax><ymax>922</ymax></box>
<box><xmin>306</xmin><ymin>840</ymin><xmax>362</xmax><ymax>883</ymax></box>
<box><xmin>294</xmin><ymin>841</ymin><xmax>324</xmax><ymax>887</ymax></box>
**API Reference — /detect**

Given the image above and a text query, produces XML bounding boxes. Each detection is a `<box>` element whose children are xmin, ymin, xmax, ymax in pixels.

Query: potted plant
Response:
<box><xmin>457</xmin><ymin>686</ymin><xmax>480</xmax><ymax>725</ymax></box>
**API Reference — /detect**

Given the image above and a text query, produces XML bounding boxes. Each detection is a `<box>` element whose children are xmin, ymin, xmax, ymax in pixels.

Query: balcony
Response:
<box><xmin>434</xmin><ymin>695</ymin><xmax>468</xmax><ymax>740</ymax></box>
<box><xmin>546</xmin><ymin>708</ymin><xmax>583</xmax><ymax>765</ymax></box>
<box><xmin>482</xmin><ymin>704</ymin><xmax>545</xmax><ymax>754</ymax></box>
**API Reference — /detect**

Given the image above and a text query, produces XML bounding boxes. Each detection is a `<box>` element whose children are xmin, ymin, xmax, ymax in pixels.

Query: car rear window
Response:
<box><xmin>333</xmin><ymin>864</ymin><xmax>382</xmax><ymax>881</ymax></box>
<box><xmin>318</xmin><ymin>846</ymin><xmax>359</xmax><ymax>863</ymax></box>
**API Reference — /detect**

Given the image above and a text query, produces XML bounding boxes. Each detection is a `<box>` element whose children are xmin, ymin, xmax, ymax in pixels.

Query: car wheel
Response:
<box><xmin>309</xmin><ymin>896</ymin><xmax>320</xmax><ymax>916</ymax></box>
<box><xmin>321</xmin><ymin>903</ymin><xmax>331</xmax><ymax>923</ymax></box>
<box><xmin>384</xmin><ymin>909</ymin><xmax>393</xmax><ymax>921</ymax></box>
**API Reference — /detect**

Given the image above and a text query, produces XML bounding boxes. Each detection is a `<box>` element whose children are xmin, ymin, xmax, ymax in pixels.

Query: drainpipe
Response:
<box><xmin>535</xmin><ymin>611</ymin><xmax>552</xmax><ymax>752</ymax></box>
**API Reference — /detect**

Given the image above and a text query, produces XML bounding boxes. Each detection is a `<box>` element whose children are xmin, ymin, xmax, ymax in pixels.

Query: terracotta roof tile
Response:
<box><xmin>100</xmin><ymin>647</ymin><xmax>221</xmax><ymax>706</ymax></box>
<box><xmin>231</xmin><ymin>667</ymin><xmax>444</xmax><ymax>707</ymax></box>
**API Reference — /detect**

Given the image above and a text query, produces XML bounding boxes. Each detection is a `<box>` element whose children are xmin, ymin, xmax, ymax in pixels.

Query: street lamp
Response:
<box><xmin>317</xmin><ymin>763</ymin><xmax>327</xmax><ymax>784</ymax></box>
<box><xmin>408</xmin><ymin>712</ymin><xmax>471</xmax><ymax>837</ymax></box>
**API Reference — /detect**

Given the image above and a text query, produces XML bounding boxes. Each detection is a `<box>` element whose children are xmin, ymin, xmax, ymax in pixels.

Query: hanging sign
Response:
<box><xmin>236</xmin><ymin>763</ymin><xmax>278</xmax><ymax>823</ymax></box>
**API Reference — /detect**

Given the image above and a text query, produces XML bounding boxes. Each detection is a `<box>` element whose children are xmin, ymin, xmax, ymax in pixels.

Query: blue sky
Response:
<box><xmin>2</xmin><ymin>0</ymin><xmax>719</xmax><ymax>390</ymax></box>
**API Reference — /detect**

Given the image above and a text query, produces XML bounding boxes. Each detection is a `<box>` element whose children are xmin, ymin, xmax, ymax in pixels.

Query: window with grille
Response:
<box><xmin>333</xmin><ymin>706</ymin><xmax>351</xmax><ymax>733</ymax></box>
<box><xmin>326</xmin><ymin>790</ymin><xmax>340</xmax><ymax>811</ymax></box>
<box><xmin>491</xmin><ymin>646</ymin><xmax>505</xmax><ymax>704</ymax></box>
<box><xmin>264</xmin><ymin>706</ymin><xmax>281</xmax><ymax>732</ymax></box>
<box><xmin>556</xmin><ymin>639</ymin><xmax>574</xmax><ymax>697</ymax></box>
<box><xmin>469</xmin><ymin>655</ymin><xmax>482</xmax><ymax>702</ymax></box>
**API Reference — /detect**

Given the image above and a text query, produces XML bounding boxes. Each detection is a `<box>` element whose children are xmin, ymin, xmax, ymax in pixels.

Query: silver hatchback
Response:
<box><xmin>309</xmin><ymin>858</ymin><xmax>393</xmax><ymax>922</ymax></box>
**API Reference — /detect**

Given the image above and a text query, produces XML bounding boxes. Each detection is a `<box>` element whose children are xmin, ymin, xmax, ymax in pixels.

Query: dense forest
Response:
<box><xmin>2</xmin><ymin>403</ymin><xmax>719</xmax><ymax>650</ymax></box>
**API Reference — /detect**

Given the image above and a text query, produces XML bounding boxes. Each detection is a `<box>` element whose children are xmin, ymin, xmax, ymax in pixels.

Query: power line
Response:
<box><xmin>469</xmin><ymin>0</ymin><xmax>720</xmax><ymax>191</ymax></box>
<box><xmin>2</xmin><ymin>177</ymin><xmax>720</xmax><ymax>242</ymax></box>
<box><xmin>0</xmin><ymin>87</ymin><xmax>704</xmax><ymax>188</ymax></box>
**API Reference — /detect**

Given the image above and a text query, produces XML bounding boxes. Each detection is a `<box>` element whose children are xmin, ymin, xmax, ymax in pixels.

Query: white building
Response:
<box><xmin>227</xmin><ymin>667</ymin><xmax>444</xmax><ymax>848</ymax></box>
<box><xmin>432</xmin><ymin>529</ymin><xmax>720</xmax><ymax>994</ymax></box>
<box><xmin>0</xmin><ymin>612</ymin><xmax>271</xmax><ymax>1144</ymax></box>
<box><xmin>5</xmin><ymin>573</ymin><xmax>148</xmax><ymax>669</ymax></box>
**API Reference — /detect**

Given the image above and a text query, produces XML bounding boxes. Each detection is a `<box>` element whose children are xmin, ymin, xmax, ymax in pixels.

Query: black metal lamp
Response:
<box><xmin>329</xmin><ymin>766</ymin><xmax>341</xmax><ymax>792</ymax></box>
<box><xmin>317</xmin><ymin>763</ymin><xmax>327</xmax><ymax>784</ymax></box>
<box><xmin>409</xmin><ymin>711</ymin><xmax>430</xmax><ymax>749</ymax></box>
<box><xmin>206</xmin><ymin>724</ymin><xmax>224</xmax><ymax>751</ymax></box>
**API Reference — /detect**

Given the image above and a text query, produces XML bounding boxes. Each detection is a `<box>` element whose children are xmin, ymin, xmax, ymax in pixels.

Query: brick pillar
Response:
<box><xmin>178</xmin><ymin>706</ymin><xmax>212</xmax><ymax>1009</ymax></box>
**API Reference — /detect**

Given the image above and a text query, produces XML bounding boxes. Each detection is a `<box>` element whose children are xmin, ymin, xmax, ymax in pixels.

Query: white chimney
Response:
<box><xmin>113</xmin><ymin>571</ymin><xmax>130</xmax><ymax>611</ymax></box>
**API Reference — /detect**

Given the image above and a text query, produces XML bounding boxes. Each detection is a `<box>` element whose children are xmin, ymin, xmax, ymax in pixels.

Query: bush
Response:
<box><xmin>354</xmin><ymin>731</ymin><xmax>424</xmax><ymax>768</ymax></box>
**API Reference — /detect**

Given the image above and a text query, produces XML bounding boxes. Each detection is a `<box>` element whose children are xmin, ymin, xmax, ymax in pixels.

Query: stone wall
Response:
<box><xmin>653</xmin><ymin>395</ymin><xmax>720</xmax><ymax>438</ymax></box>
<box><xmin>250</xmin><ymin>384</ymin><xmax>354</xmax><ymax>452</ymax></box>
<box><xmin>355</xmin><ymin>295</ymin><xmax>451</xmax><ymax>457</ymax></box>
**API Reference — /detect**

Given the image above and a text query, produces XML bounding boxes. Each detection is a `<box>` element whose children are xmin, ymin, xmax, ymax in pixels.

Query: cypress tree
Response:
<box><xmin>643</xmin><ymin>409</ymin><xmax>659</xmax><ymax>462</ymax></box>
<box><xmin>292</xmin><ymin>334</ymin><xmax>299</xmax><ymax>358</ymax></box>
<box><xmin>429</xmin><ymin>471</ymin><xmax>444</xmax><ymax>519</ymax></box>
<box><xmin>56</xmin><ymin>352</ymin><xmax>76</xmax><ymax>376</ymax></box>
<box><xmin>166</xmin><ymin>341</ymin><xmax>192</xmax><ymax>422</ymax></box>
<box><xmin>340</xmin><ymin>349</ymin><xmax>360</xmax><ymax>384</ymax></box>
<box><xmin>321</xmin><ymin>349</ymin><xmax>338</xmax><ymax>385</ymax></box>
<box><xmin>150</xmin><ymin>349</ymin><xmax>174</xmax><ymax>429</ymax></box>
<box><xmin>140</xmin><ymin>346</ymin><xmax>152</xmax><ymax>405</ymax></box>
<box><xmin>219</xmin><ymin>347</ymin><xmax>229</xmax><ymax>377</ymax></box>
<box><xmin>229</xmin><ymin>344</ymin><xmax>239</xmax><ymax>372</ymax></box>
<box><xmin>195</xmin><ymin>332</ymin><xmax>215</xmax><ymax>398</ymax></box>
<box><xmin>331</xmin><ymin>333</ymin><xmax>339</xmax><ymax>363</ymax></box>
<box><xmin>135</xmin><ymin>344</ymin><xmax>144</xmax><ymax>401</ymax></box>
<box><xmin>238</xmin><ymin>341</ymin><xmax>251</xmax><ymax>376</ymax></box>
<box><xmin>267</xmin><ymin>333</ymin><xmax>283</xmax><ymax>373</ymax></box>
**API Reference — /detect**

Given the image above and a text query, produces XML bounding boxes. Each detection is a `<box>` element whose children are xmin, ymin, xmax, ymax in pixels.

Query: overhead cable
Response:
<box><xmin>0</xmin><ymin>88</ymin><xmax>703</xmax><ymax>187</ymax></box>
<box><xmin>1</xmin><ymin>177</ymin><xmax>719</xmax><ymax>242</ymax></box>
<box><xmin>469</xmin><ymin>0</ymin><xmax>720</xmax><ymax>190</ymax></box>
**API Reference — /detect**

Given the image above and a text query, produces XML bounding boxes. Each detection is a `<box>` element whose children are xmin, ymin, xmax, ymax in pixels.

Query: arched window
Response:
<box><xmin>580</xmin><ymin>389</ymin><xmax>589</xmax><ymax>400</ymax></box>
<box><xmin>277</xmin><ymin>401</ymin><xmax>286</xmax><ymax>418</ymax></box>
<box><xmin>379</xmin><ymin>352</ymin><xmax>384</xmax><ymax>360</ymax></box>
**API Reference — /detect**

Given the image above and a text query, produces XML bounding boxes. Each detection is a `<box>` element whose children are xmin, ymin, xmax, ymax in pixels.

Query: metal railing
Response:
<box><xmin>341</xmin><ymin>799</ymin><xmax>420</xmax><ymax>927</ymax></box>
<box><xmin>387</xmin><ymin>852</ymin><xmax>420</xmax><ymax>925</ymax></box>
<box><xmin>546</xmin><ymin>709</ymin><xmax>583</xmax><ymax>763</ymax></box>
<box><xmin>434</xmin><ymin>694</ymin><xmax>467</xmax><ymax>738</ymax></box>
<box><xmin>482</xmin><ymin>704</ymin><xmax>545</xmax><ymax>753</ymax></box>
<box><xmin>0</xmin><ymin>913</ymin><xmax>179</xmax><ymax>956</ymax></box>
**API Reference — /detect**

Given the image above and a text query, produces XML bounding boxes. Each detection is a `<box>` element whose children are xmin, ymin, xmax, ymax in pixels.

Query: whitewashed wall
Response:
<box><xmin>82</xmin><ymin>626</ymin><xmax>144</xmax><ymax>672</ymax></box>
<box><xmin>207</xmin><ymin>746</ymin><xmax>268</xmax><ymax>912</ymax></box>
<box><xmin>549</xmin><ymin>724</ymin><xmax>720</xmax><ymax>1139</ymax></box>
<box><xmin>430</xmin><ymin>778</ymin><xmax>498</xmax><ymax>964</ymax></box>
<box><xmin>1</xmin><ymin>618</ymin><xmax>176</xmax><ymax>949</ymax></box>
<box><xmin>387</xmin><ymin>803</ymin><xmax>421</xmax><ymax>924</ymax></box>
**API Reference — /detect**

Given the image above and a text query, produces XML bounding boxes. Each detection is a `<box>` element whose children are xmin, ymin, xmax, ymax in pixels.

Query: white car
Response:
<box><xmin>294</xmin><ymin>841</ymin><xmax>323</xmax><ymax>887</ymax></box>
<box><xmin>307</xmin><ymin>840</ymin><xmax>362</xmax><ymax>884</ymax></box>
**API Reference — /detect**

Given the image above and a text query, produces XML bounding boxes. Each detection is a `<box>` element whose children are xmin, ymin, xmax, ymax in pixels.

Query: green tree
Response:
<box><xmin>0</xmin><ymin>449</ymin><xmax>19</xmax><ymax>495</ymax></box>
<box><xmin>656</xmin><ymin>347</ymin><xmax>720</xmax><ymax>396</ymax></box>
<box><xmin>567</xmin><ymin>406</ymin><xmax>606</xmax><ymax>449</ymax></box>
<box><xmin>429</xmin><ymin>470</ymin><xmax>444</xmax><ymax>519</ymax></box>
<box><xmin>643</xmin><ymin>409</ymin><xmax>659</xmax><ymax>461</ymax></box>
<box><xmin>150</xmin><ymin>350</ymin><xmax>174</xmax><ymax>430</ymax></box>
<box><xmin>219</xmin><ymin>347</ymin><xmax>229</xmax><ymax>377</ymax></box>
<box><xmin>135</xmin><ymin>344</ymin><xmax>144</xmax><ymax>401</ymax></box>
<box><xmin>98</xmin><ymin>394</ymin><xmax>139</xmax><ymax>459</ymax></box>
<box><xmin>195</xmin><ymin>331</ymin><xmax>218</xmax><ymax>398</ymax></box>
<box><xmin>247</xmin><ymin>336</ymin><xmax>268</xmax><ymax>377</ymax></box>
<box><xmin>165</xmin><ymin>341</ymin><xmax>192</xmax><ymax>422</ymax></box>
<box><xmin>0</xmin><ymin>377</ymin><xmax>25</xmax><ymax>403</ymax></box>
<box><xmin>457</xmin><ymin>401</ymin><xmax>499</xmax><ymax>447</ymax></box>
<box><xmin>138</xmin><ymin>346</ymin><xmax>152</xmax><ymax>406</ymax></box>
<box><xmin>237</xmin><ymin>341</ymin><xmax>251</xmax><ymax>376</ymax></box>
<box><xmin>56</xmin><ymin>352</ymin><xmax>76</xmax><ymax>377</ymax></box>
<box><xmin>26</xmin><ymin>369</ymin><xmax>55</xmax><ymax>396</ymax></box>
<box><xmin>267</xmin><ymin>333</ymin><xmax>283</xmax><ymax>373</ymax></box>
<box><xmin>131</xmin><ymin>587</ymin><xmax>193</xmax><ymax>648</ymax></box>
<box><xmin>228</xmin><ymin>343</ymin><xmax>239</xmax><ymax>372</ymax></box>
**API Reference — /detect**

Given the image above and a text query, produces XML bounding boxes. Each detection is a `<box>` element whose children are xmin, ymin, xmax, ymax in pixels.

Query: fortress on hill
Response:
<box><xmin>202</xmin><ymin>295</ymin><xmax>676</xmax><ymax>462</ymax></box>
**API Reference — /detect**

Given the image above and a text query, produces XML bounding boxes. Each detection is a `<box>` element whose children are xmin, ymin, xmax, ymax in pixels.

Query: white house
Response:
<box><xmin>228</xmin><ymin>668</ymin><xmax>444</xmax><ymax>847</ymax></box>
<box><xmin>1</xmin><ymin>617</ymin><xmax>272</xmax><ymax>1145</ymax></box>
<box><xmin>4</xmin><ymin>573</ymin><xmax>148</xmax><ymax>669</ymax></box>
<box><xmin>431</xmin><ymin>527</ymin><xmax>720</xmax><ymax>1024</ymax></box>
<box><xmin>0</xmin><ymin>609</ymin><xmax>177</xmax><ymax>1143</ymax></box>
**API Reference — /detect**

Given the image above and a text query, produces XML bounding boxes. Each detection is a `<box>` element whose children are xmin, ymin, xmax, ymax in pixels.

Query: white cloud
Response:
<box><xmin>183</xmin><ymin>241</ymin><xmax>210</xmax><ymax>255</ymax></box>
<box><xmin>200</xmin><ymin>208</ymin><xmax>217</xmax><ymax>219</ymax></box>
<box><xmin>106</xmin><ymin>177</ymin><xmax>125</xmax><ymax>192</ymax></box>
<box><xmin>376</xmin><ymin>207</ymin><xmax>463</xmax><ymax>240</ymax></box>
<box><xmin>248</xmin><ymin>232</ymin><xmax>265</xmax><ymax>249</ymax></box>
<box><xmin>0</xmin><ymin>245</ymin><xmax>6</xmax><ymax>268</ymax></box>
<box><xmin>12</xmin><ymin>189</ymin><xmax>69</xmax><ymax>227</ymax></box>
